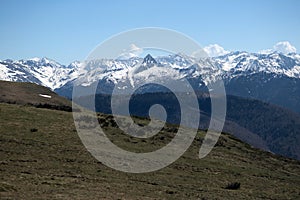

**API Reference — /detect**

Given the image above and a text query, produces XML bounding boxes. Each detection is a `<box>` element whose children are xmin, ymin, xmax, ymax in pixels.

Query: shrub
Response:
<box><xmin>30</xmin><ymin>128</ymin><xmax>38</xmax><ymax>132</ymax></box>
<box><xmin>225</xmin><ymin>182</ymin><xmax>241</xmax><ymax>190</ymax></box>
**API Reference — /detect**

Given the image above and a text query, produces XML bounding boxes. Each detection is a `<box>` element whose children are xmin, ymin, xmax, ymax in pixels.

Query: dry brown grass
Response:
<box><xmin>1</xmin><ymin>103</ymin><xmax>300</xmax><ymax>199</ymax></box>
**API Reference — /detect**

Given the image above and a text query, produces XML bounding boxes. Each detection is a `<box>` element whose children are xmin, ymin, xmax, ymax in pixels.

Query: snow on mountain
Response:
<box><xmin>71</xmin><ymin>53</ymin><xmax>225</xmax><ymax>90</ymax></box>
<box><xmin>0</xmin><ymin>57</ymin><xmax>79</xmax><ymax>90</ymax></box>
<box><xmin>214</xmin><ymin>51</ymin><xmax>300</xmax><ymax>79</ymax></box>
<box><xmin>1</xmin><ymin>51</ymin><xmax>300</xmax><ymax>91</ymax></box>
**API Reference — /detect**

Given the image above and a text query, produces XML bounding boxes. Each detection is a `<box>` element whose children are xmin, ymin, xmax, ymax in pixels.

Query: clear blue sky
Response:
<box><xmin>0</xmin><ymin>0</ymin><xmax>299</xmax><ymax>64</ymax></box>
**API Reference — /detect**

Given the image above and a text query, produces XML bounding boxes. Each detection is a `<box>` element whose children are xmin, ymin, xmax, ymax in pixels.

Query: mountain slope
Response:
<box><xmin>215</xmin><ymin>51</ymin><xmax>300</xmax><ymax>78</ymax></box>
<box><xmin>75</xmin><ymin>92</ymin><xmax>300</xmax><ymax>160</ymax></box>
<box><xmin>0</xmin><ymin>80</ymin><xmax>72</xmax><ymax>111</ymax></box>
<box><xmin>224</xmin><ymin>72</ymin><xmax>300</xmax><ymax>113</ymax></box>
<box><xmin>216</xmin><ymin>52</ymin><xmax>300</xmax><ymax>113</ymax></box>
<box><xmin>1</xmin><ymin>103</ymin><xmax>300</xmax><ymax>199</ymax></box>
<box><xmin>0</xmin><ymin>58</ymin><xmax>79</xmax><ymax>90</ymax></box>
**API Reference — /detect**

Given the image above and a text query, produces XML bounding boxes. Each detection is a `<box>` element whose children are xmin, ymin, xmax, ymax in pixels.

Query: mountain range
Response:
<box><xmin>1</xmin><ymin>51</ymin><xmax>299</xmax><ymax>113</ymax></box>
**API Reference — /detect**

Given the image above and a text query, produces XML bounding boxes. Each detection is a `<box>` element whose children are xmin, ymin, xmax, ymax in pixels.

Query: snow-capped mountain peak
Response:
<box><xmin>142</xmin><ymin>54</ymin><xmax>157</xmax><ymax>65</ymax></box>
<box><xmin>0</xmin><ymin>58</ymin><xmax>78</xmax><ymax>90</ymax></box>
<box><xmin>212</xmin><ymin>51</ymin><xmax>300</xmax><ymax>78</ymax></box>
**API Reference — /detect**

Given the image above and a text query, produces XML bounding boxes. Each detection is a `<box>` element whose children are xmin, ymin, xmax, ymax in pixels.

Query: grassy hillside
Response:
<box><xmin>1</xmin><ymin>103</ymin><xmax>300</xmax><ymax>199</ymax></box>
<box><xmin>0</xmin><ymin>80</ymin><xmax>71</xmax><ymax>111</ymax></box>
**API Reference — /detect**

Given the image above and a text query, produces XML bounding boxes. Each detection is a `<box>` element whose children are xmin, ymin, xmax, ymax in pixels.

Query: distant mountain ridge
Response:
<box><xmin>1</xmin><ymin>51</ymin><xmax>300</xmax><ymax>113</ymax></box>
<box><xmin>1</xmin><ymin>51</ymin><xmax>299</xmax><ymax>90</ymax></box>
<box><xmin>0</xmin><ymin>57</ymin><xmax>79</xmax><ymax>90</ymax></box>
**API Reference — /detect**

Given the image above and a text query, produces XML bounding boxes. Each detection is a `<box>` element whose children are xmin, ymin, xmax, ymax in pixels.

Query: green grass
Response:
<box><xmin>1</xmin><ymin>103</ymin><xmax>300</xmax><ymax>199</ymax></box>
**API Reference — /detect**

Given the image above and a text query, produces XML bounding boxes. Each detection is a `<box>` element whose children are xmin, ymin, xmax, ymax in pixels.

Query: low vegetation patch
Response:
<box><xmin>225</xmin><ymin>182</ymin><xmax>241</xmax><ymax>190</ymax></box>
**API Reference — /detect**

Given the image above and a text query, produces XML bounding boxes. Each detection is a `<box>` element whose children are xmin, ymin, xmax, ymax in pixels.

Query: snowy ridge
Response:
<box><xmin>0</xmin><ymin>58</ymin><xmax>80</xmax><ymax>90</ymax></box>
<box><xmin>72</xmin><ymin>52</ymin><xmax>300</xmax><ymax>89</ymax></box>
<box><xmin>0</xmin><ymin>51</ymin><xmax>300</xmax><ymax>91</ymax></box>
<box><xmin>214</xmin><ymin>52</ymin><xmax>300</xmax><ymax>79</ymax></box>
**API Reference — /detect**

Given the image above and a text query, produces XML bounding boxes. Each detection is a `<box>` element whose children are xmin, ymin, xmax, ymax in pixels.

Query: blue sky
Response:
<box><xmin>0</xmin><ymin>0</ymin><xmax>299</xmax><ymax>64</ymax></box>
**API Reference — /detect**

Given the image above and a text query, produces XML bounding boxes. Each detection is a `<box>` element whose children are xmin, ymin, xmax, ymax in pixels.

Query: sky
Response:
<box><xmin>0</xmin><ymin>0</ymin><xmax>299</xmax><ymax>64</ymax></box>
